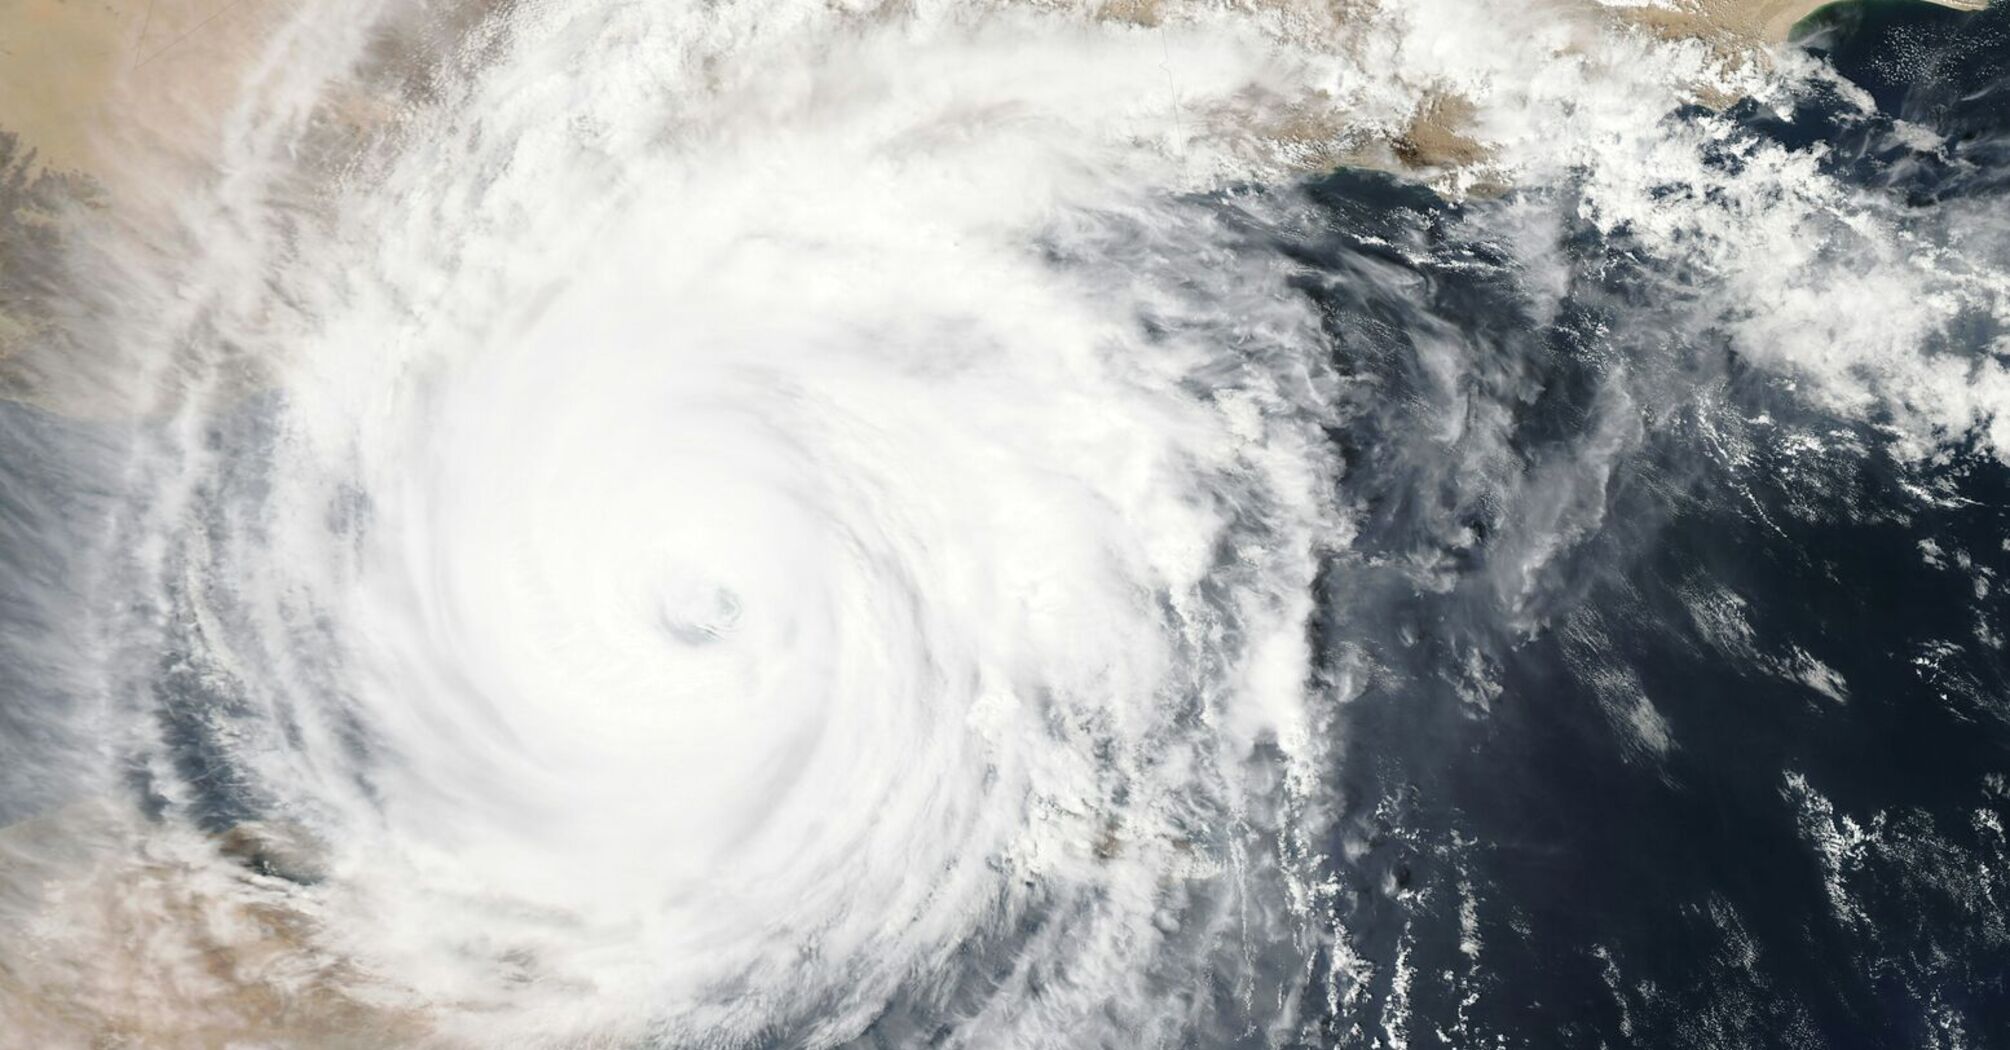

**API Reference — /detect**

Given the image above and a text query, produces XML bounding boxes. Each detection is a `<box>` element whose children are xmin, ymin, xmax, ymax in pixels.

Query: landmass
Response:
<box><xmin>0</xmin><ymin>1</ymin><xmax>1998</xmax><ymax>1036</ymax></box>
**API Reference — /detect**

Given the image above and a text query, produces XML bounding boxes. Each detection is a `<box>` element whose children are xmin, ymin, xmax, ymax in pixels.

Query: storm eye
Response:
<box><xmin>657</xmin><ymin>580</ymin><xmax>743</xmax><ymax>645</ymax></box>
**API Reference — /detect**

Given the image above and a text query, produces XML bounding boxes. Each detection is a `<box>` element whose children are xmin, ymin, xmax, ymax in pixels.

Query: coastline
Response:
<box><xmin>1610</xmin><ymin>0</ymin><xmax>1990</xmax><ymax>45</ymax></box>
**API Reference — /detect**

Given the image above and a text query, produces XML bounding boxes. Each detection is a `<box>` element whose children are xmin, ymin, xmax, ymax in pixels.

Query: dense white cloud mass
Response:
<box><xmin>2</xmin><ymin>0</ymin><xmax>2007</xmax><ymax>1046</ymax></box>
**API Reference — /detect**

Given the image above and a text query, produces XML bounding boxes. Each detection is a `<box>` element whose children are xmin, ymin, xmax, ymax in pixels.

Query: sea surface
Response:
<box><xmin>0</xmin><ymin>2</ymin><xmax>2004</xmax><ymax>1047</ymax></box>
<box><xmin>1315</xmin><ymin>6</ymin><xmax>2010</xmax><ymax>1046</ymax></box>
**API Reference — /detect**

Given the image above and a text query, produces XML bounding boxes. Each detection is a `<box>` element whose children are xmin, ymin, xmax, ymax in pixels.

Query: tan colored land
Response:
<box><xmin>1095</xmin><ymin>0</ymin><xmax>1998</xmax><ymax>189</ymax></box>
<box><xmin>0</xmin><ymin>0</ymin><xmax>2000</xmax><ymax>1038</ymax></box>
<box><xmin>0</xmin><ymin>0</ymin><xmax>296</xmax><ymax>187</ymax></box>
<box><xmin>1618</xmin><ymin>0</ymin><xmax>1990</xmax><ymax>46</ymax></box>
<box><xmin>1308</xmin><ymin>0</ymin><xmax>1995</xmax><ymax>184</ymax></box>
<box><xmin>0</xmin><ymin>0</ymin><xmax>505</xmax><ymax>416</ymax></box>
<box><xmin>0</xmin><ymin>0</ymin><xmax>300</xmax><ymax>413</ymax></box>
<box><xmin>0</xmin><ymin>9</ymin><xmax>510</xmax><ymax>1035</ymax></box>
<box><xmin>0</xmin><ymin>0</ymin><xmax>1997</xmax><ymax>400</ymax></box>
<box><xmin>0</xmin><ymin>800</ymin><xmax>433</xmax><ymax>1048</ymax></box>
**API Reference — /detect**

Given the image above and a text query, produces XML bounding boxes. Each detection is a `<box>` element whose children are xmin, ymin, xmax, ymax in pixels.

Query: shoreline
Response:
<box><xmin>0</xmin><ymin>0</ymin><xmax>2000</xmax><ymax>413</ymax></box>
<box><xmin>1612</xmin><ymin>0</ymin><xmax>1991</xmax><ymax>45</ymax></box>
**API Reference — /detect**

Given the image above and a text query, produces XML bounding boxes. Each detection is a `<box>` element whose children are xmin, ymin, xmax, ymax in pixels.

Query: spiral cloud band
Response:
<box><xmin>4</xmin><ymin>0</ymin><xmax>2009</xmax><ymax>1045</ymax></box>
<box><xmin>83</xmin><ymin>4</ymin><xmax>1346</xmax><ymax>1045</ymax></box>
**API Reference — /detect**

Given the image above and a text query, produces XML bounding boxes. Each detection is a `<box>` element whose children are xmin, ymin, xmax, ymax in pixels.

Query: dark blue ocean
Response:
<box><xmin>0</xmin><ymin>2</ymin><xmax>2003</xmax><ymax>1046</ymax></box>
<box><xmin>1307</xmin><ymin>4</ymin><xmax>2010</xmax><ymax>1046</ymax></box>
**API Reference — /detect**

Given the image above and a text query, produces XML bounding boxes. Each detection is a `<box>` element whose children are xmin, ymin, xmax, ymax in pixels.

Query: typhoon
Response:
<box><xmin>0</xmin><ymin>1</ymin><xmax>2007</xmax><ymax>1048</ymax></box>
